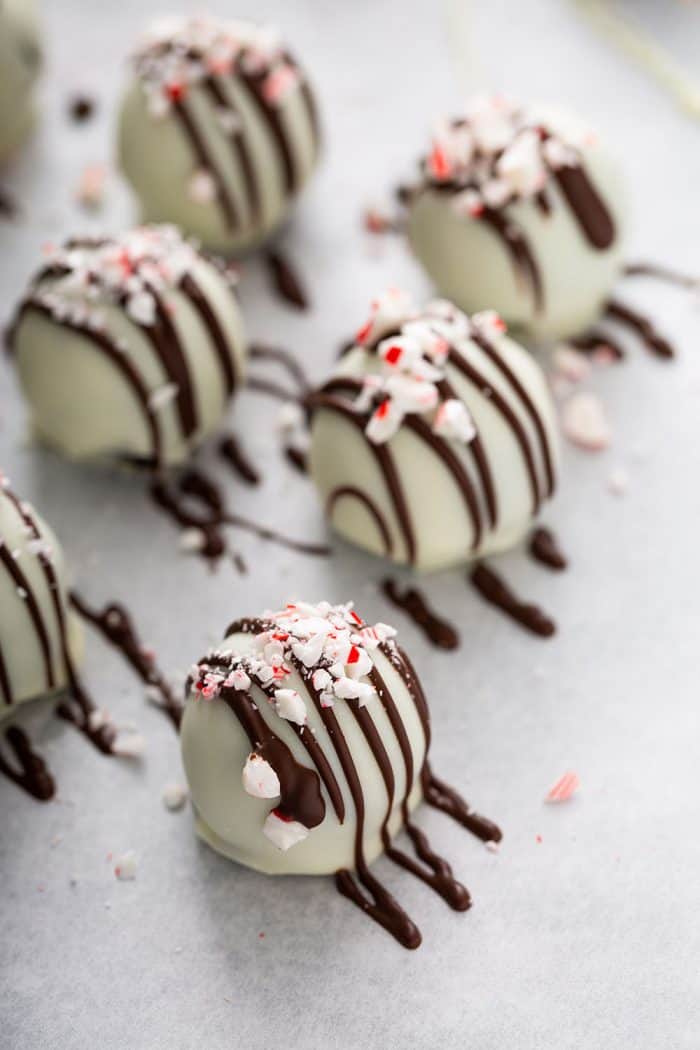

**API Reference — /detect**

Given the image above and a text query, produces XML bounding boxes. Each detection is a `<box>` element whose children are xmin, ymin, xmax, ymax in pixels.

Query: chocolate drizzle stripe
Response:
<box><xmin>471</xmin><ymin>563</ymin><xmax>556</xmax><ymax>638</ymax></box>
<box><xmin>143</xmin><ymin>285</ymin><xmax>198</xmax><ymax>436</ymax></box>
<box><xmin>310</xmin><ymin>387</ymin><xmax>416</xmax><ymax>564</ymax></box>
<box><xmin>327</xmin><ymin>486</ymin><xmax>393</xmax><ymax>557</ymax></box>
<box><xmin>203</xmin><ymin>75</ymin><xmax>261</xmax><ymax>225</ymax></box>
<box><xmin>238</xmin><ymin>66</ymin><xmax>297</xmax><ymax>195</ymax></box>
<box><xmin>553</xmin><ymin>163</ymin><xmax>615</xmax><ymax>250</ymax></box>
<box><xmin>437</xmin><ymin>376</ymin><xmax>497</xmax><ymax>528</ymax></box>
<box><xmin>381</xmin><ymin>580</ymin><xmax>459</xmax><ymax>651</ymax></box>
<box><xmin>604</xmin><ymin>299</ymin><xmax>674</xmax><ymax>359</ymax></box>
<box><xmin>468</xmin><ymin>328</ymin><xmax>555</xmax><ymax>498</ymax></box>
<box><xmin>9</xmin><ymin>300</ymin><xmax>163</xmax><ymax>466</ymax></box>
<box><xmin>0</xmin><ymin>543</ymin><xmax>55</xmax><ymax>691</ymax></box>
<box><xmin>0</xmin><ymin>726</ymin><xmax>55</xmax><ymax>801</ymax></box>
<box><xmin>421</xmin><ymin>762</ymin><xmax>502</xmax><ymax>843</ymax></box>
<box><xmin>219</xmin><ymin>434</ymin><xmax>260</xmax><ymax>485</ymax></box>
<box><xmin>446</xmin><ymin>345</ymin><xmax>542</xmax><ymax>512</ymax></box>
<box><xmin>172</xmin><ymin>96</ymin><xmax>239</xmax><ymax>231</ymax></box>
<box><xmin>480</xmin><ymin>208</ymin><xmax>543</xmax><ymax>312</ymax></box>
<box><xmin>0</xmin><ymin>643</ymin><xmax>12</xmax><ymax>706</ymax></box>
<box><xmin>249</xmin><ymin>342</ymin><xmax>310</xmax><ymax>393</ymax></box>
<box><xmin>180</xmin><ymin>273</ymin><xmax>237</xmax><ymax>395</ymax></box>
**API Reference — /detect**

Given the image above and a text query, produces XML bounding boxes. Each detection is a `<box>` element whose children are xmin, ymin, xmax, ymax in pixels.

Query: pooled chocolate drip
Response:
<box><xmin>151</xmin><ymin>467</ymin><xmax>330</xmax><ymax>562</ymax></box>
<box><xmin>219</xmin><ymin>434</ymin><xmax>261</xmax><ymax>485</ymax></box>
<box><xmin>71</xmin><ymin>593</ymin><xmax>182</xmax><ymax>731</ymax></box>
<box><xmin>624</xmin><ymin>260</ymin><xmax>700</xmax><ymax>292</ymax></box>
<box><xmin>382</xmin><ymin>579</ymin><xmax>459</xmax><ymax>651</ymax></box>
<box><xmin>249</xmin><ymin>342</ymin><xmax>310</xmax><ymax>393</ymax></box>
<box><xmin>266</xmin><ymin>250</ymin><xmax>309</xmax><ymax>310</ymax></box>
<box><xmin>529</xmin><ymin>527</ymin><xmax>567</xmax><ymax>570</ymax></box>
<box><xmin>422</xmin><ymin>763</ymin><xmax>502</xmax><ymax>843</ymax></box>
<box><xmin>471</xmin><ymin>563</ymin><xmax>556</xmax><ymax>638</ymax></box>
<box><xmin>570</xmin><ymin>329</ymin><xmax>625</xmax><ymax>361</ymax></box>
<box><xmin>553</xmin><ymin>164</ymin><xmax>615</xmax><ymax>249</ymax></box>
<box><xmin>605</xmin><ymin>299</ymin><xmax>674</xmax><ymax>359</ymax></box>
<box><xmin>0</xmin><ymin>187</ymin><xmax>18</xmax><ymax>219</ymax></box>
<box><xmin>284</xmin><ymin>446</ymin><xmax>307</xmax><ymax>475</ymax></box>
<box><xmin>0</xmin><ymin>726</ymin><xmax>55</xmax><ymax>801</ymax></box>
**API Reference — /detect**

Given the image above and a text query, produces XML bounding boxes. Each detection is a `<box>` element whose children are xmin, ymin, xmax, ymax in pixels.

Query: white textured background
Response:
<box><xmin>1</xmin><ymin>2</ymin><xmax>700</xmax><ymax>1048</ymax></box>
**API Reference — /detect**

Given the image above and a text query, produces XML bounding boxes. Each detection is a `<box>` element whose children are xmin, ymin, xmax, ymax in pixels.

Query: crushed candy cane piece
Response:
<box><xmin>433</xmin><ymin>399</ymin><xmax>476</xmax><ymax>443</ymax></box>
<box><xmin>562</xmin><ymin>392</ymin><xmax>611</xmax><ymax>451</ymax></box>
<box><xmin>114</xmin><ymin>850</ymin><xmax>138</xmax><ymax>880</ymax></box>
<box><xmin>273</xmin><ymin>688</ymin><xmax>307</xmax><ymax>725</ymax></box>
<box><xmin>179</xmin><ymin>527</ymin><xmax>206</xmax><ymax>553</ymax></box>
<box><xmin>608</xmin><ymin>467</ymin><xmax>629</xmax><ymax>496</ymax></box>
<box><xmin>545</xmin><ymin>771</ymin><xmax>580</xmax><ymax>803</ymax></box>
<box><xmin>112</xmin><ymin>733</ymin><xmax>146</xmax><ymax>759</ymax></box>
<box><xmin>75</xmin><ymin>164</ymin><xmax>106</xmax><ymax>208</ymax></box>
<box><xmin>263</xmin><ymin>810</ymin><xmax>309</xmax><ymax>850</ymax></box>
<box><xmin>148</xmin><ymin>383</ymin><xmax>179</xmax><ymax>411</ymax></box>
<box><xmin>189</xmin><ymin>169</ymin><xmax>217</xmax><ymax>204</ymax></box>
<box><xmin>162</xmin><ymin>782</ymin><xmax>188</xmax><ymax>810</ymax></box>
<box><xmin>553</xmin><ymin>346</ymin><xmax>590</xmax><ymax>383</ymax></box>
<box><xmin>242</xmin><ymin>753</ymin><xmax>281</xmax><ymax>799</ymax></box>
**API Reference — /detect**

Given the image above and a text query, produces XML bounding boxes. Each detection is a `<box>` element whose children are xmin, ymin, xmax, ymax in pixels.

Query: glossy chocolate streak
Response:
<box><xmin>471</xmin><ymin>563</ymin><xmax>556</xmax><ymax>638</ymax></box>
<box><xmin>220</xmin><ymin>688</ymin><xmax>325</xmax><ymax>828</ymax></box>
<box><xmin>172</xmin><ymin>96</ymin><xmax>239</xmax><ymax>231</ymax></box>
<box><xmin>553</xmin><ymin>163</ymin><xmax>615</xmax><ymax>250</ymax></box>
<box><xmin>382</xmin><ymin>579</ymin><xmax>459</xmax><ymax>651</ymax></box>
<box><xmin>266</xmin><ymin>251</ymin><xmax>309</xmax><ymax>310</ymax></box>
<box><xmin>0</xmin><ymin>644</ymin><xmax>12</xmax><ymax>706</ymax></box>
<box><xmin>468</xmin><ymin>327</ymin><xmax>555</xmax><ymax>498</ymax></box>
<box><xmin>285</xmin><ymin>446</ymin><xmax>308</xmax><ymax>475</ymax></box>
<box><xmin>143</xmin><ymin>284</ymin><xmax>198</xmax><ymax>436</ymax></box>
<box><xmin>605</xmin><ymin>299</ymin><xmax>674</xmax><ymax>359</ymax></box>
<box><xmin>570</xmin><ymin>329</ymin><xmax>625</xmax><ymax>361</ymax></box>
<box><xmin>151</xmin><ymin>467</ymin><xmax>330</xmax><ymax>561</ymax></box>
<box><xmin>422</xmin><ymin>763</ymin><xmax>502</xmax><ymax>843</ymax></box>
<box><xmin>8</xmin><ymin>300</ymin><xmax>163</xmax><ymax>466</ymax></box>
<box><xmin>309</xmin><ymin>386</ymin><xmax>416</xmax><ymax>563</ymax></box>
<box><xmin>180</xmin><ymin>273</ymin><xmax>237</xmax><ymax>395</ymax></box>
<box><xmin>529</xmin><ymin>526</ymin><xmax>567</xmax><ymax>570</ymax></box>
<box><xmin>0</xmin><ymin>726</ymin><xmax>55</xmax><ymax>801</ymax></box>
<box><xmin>203</xmin><ymin>75</ymin><xmax>260</xmax><ymax>225</ymax></box>
<box><xmin>447</xmin><ymin>344</ymin><xmax>542</xmax><ymax>512</ymax></box>
<box><xmin>438</xmin><ymin>375</ymin><xmax>497</xmax><ymax>528</ymax></box>
<box><xmin>71</xmin><ymin>593</ymin><xmax>182</xmax><ymax>731</ymax></box>
<box><xmin>481</xmin><ymin>207</ymin><xmax>543</xmax><ymax>312</ymax></box>
<box><xmin>219</xmin><ymin>434</ymin><xmax>260</xmax><ymax>485</ymax></box>
<box><xmin>240</xmin><ymin>68</ymin><xmax>296</xmax><ymax>194</ymax></box>
<box><xmin>327</xmin><ymin>486</ymin><xmax>393</xmax><ymax>556</ymax></box>
<box><xmin>0</xmin><ymin>543</ymin><xmax>55</xmax><ymax>692</ymax></box>
<box><xmin>624</xmin><ymin>261</ymin><xmax>700</xmax><ymax>292</ymax></box>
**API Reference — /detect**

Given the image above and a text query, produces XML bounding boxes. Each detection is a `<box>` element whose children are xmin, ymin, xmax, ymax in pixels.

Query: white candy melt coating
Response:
<box><xmin>310</xmin><ymin>295</ymin><xmax>559</xmax><ymax>571</ymax></box>
<box><xmin>11</xmin><ymin>226</ymin><xmax>247</xmax><ymax>467</ymax></box>
<box><xmin>0</xmin><ymin>0</ymin><xmax>42</xmax><ymax>162</ymax></box>
<box><xmin>0</xmin><ymin>480</ymin><xmax>82</xmax><ymax>718</ymax></box>
<box><xmin>117</xmin><ymin>16</ymin><xmax>319</xmax><ymax>254</ymax></box>
<box><xmin>408</xmin><ymin>101</ymin><xmax>626</xmax><ymax>340</ymax></box>
<box><xmin>180</xmin><ymin>601</ymin><xmax>426</xmax><ymax>875</ymax></box>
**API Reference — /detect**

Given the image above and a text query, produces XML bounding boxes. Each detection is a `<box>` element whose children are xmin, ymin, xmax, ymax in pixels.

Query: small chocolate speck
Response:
<box><xmin>69</xmin><ymin>94</ymin><xmax>96</xmax><ymax>123</ymax></box>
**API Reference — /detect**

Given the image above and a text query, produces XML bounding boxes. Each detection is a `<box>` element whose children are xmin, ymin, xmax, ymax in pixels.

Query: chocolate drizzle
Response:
<box><xmin>266</xmin><ymin>250</ymin><xmax>309</xmax><ymax>310</ymax></box>
<box><xmin>284</xmin><ymin>446</ymin><xmax>308</xmax><ymax>475</ymax></box>
<box><xmin>471</xmin><ymin>563</ymin><xmax>556</xmax><ymax>638</ymax></box>
<box><xmin>327</xmin><ymin>486</ymin><xmax>392</xmax><ymax>556</ymax></box>
<box><xmin>0</xmin><ymin>726</ymin><xmax>55</xmax><ymax>801</ymax></box>
<box><xmin>529</xmin><ymin>526</ymin><xmax>567</xmax><ymax>570</ymax></box>
<box><xmin>381</xmin><ymin>579</ymin><xmax>459</xmax><ymax>651</ymax></box>
<box><xmin>624</xmin><ymin>261</ymin><xmax>700</xmax><ymax>293</ymax></box>
<box><xmin>553</xmin><ymin>163</ymin><xmax>615</xmax><ymax>249</ymax></box>
<box><xmin>570</xmin><ymin>329</ymin><xmax>625</xmax><ymax>361</ymax></box>
<box><xmin>171</xmin><ymin>96</ymin><xmax>240</xmax><ymax>232</ymax></box>
<box><xmin>604</xmin><ymin>299</ymin><xmax>674</xmax><ymax>359</ymax></box>
<box><xmin>481</xmin><ymin>207</ymin><xmax>543</xmax><ymax>312</ymax></box>
<box><xmin>219</xmin><ymin>434</ymin><xmax>260</xmax><ymax>485</ymax></box>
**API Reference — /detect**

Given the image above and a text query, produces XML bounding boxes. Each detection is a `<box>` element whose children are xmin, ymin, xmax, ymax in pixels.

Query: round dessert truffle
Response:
<box><xmin>0</xmin><ymin>475</ymin><xmax>81</xmax><ymax>716</ymax></box>
<box><xmin>117</xmin><ymin>16</ymin><xmax>320</xmax><ymax>254</ymax></box>
<box><xmin>0</xmin><ymin>0</ymin><xmax>42</xmax><ymax>162</ymax></box>
<box><xmin>182</xmin><ymin>598</ymin><xmax>499</xmax><ymax>947</ymax></box>
<box><xmin>182</xmin><ymin>601</ymin><xmax>426</xmax><ymax>877</ymax></box>
<box><xmin>7</xmin><ymin>225</ymin><xmax>247</xmax><ymax>468</ymax></box>
<box><xmin>406</xmin><ymin>96</ymin><xmax>625</xmax><ymax>339</ymax></box>
<box><xmin>309</xmin><ymin>290</ymin><xmax>559</xmax><ymax>571</ymax></box>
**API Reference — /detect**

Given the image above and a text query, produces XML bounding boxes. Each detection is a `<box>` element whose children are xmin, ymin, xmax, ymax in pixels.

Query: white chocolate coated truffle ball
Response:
<box><xmin>309</xmin><ymin>291</ymin><xmax>559</xmax><ymax>571</ymax></box>
<box><xmin>407</xmin><ymin>97</ymin><xmax>625</xmax><ymax>340</ymax></box>
<box><xmin>0</xmin><ymin>476</ymin><xmax>81</xmax><ymax>716</ymax></box>
<box><xmin>117</xmin><ymin>16</ymin><xmax>320</xmax><ymax>254</ymax></box>
<box><xmin>8</xmin><ymin>226</ymin><xmax>247</xmax><ymax>468</ymax></box>
<box><xmin>181</xmin><ymin>601</ymin><xmax>427</xmax><ymax>877</ymax></box>
<box><xmin>0</xmin><ymin>0</ymin><xmax>42</xmax><ymax>162</ymax></box>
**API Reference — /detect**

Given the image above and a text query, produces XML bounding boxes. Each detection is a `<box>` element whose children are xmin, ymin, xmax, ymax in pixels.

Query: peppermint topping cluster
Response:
<box><xmin>351</xmin><ymin>289</ymin><xmax>507</xmax><ymax>444</ymax></box>
<box><xmin>32</xmin><ymin>225</ymin><xmax>204</xmax><ymax>333</ymax></box>
<box><xmin>424</xmin><ymin>94</ymin><xmax>596</xmax><ymax>216</ymax></box>
<box><xmin>0</xmin><ymin>476</ymin><xmax>54</xmax><ymax>565</ymax></box>
<box><xmin>132</xmin><ymin>15</ymin><xmax>301</xmax><ymax>120</ymax></box>
<box><xmin>190</xmin><ymin>601</ymin><xmax>398</xmax><ymax>851</ymax></box>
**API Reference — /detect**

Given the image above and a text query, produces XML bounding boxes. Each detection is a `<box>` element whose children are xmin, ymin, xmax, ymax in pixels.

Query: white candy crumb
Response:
<box><xmin>273</xmin><ymin>688</ymin><xmax>307</xmax><ymax>726</ymax></box>
<box><xmin>242</xmin><ymin>754</ymin><xmax>281</xmax><ymax>799</ymax></box>
<box><xmin>162</xmin><ymin>782</ymin><xmax>188</xmax><ymax>811</ymax></box>
<box><xmin>148</xmin><ymin>383</ymin><xmax>179</xmax><ymax>411</ymax></box>
<box><xmin>179</xmin><ymin>527</ymin><xmax>206</xmax><ymax>553</ymax></box>
<box><xmin>112</xmin><ymin>733</ymin><xmax>146</xmax><ymax>759</ymax></box>
<box><xmin>561</xmin><ymin>392</ymin><xmax>611</xmax><ymax>451</ymax></box>
<box><xmin>114</xmin><ymin>850</ymin><xmax>137</xmax><ymax>880</ymax></box>
<box><xmin>189</xmin><ymin>169</ymin><xmax>216</xmax><ymax>204</ymax></box>
<box><xmin>75</xmin><ymin>164</ymin><xmax>106</xmax><ymax>208</ymax></box>
<box><xmin>277</xmin><ymin>401</ymin><xmax>305</xmax><ymax>432</ymax></box>
<box><xmin>485</xmin><ymin>840</ymin><xmax>500</xmax><ymax>854</ymax></box>
<box><xmin>552</xmin><ymin>346</ymin><xmax>591</xmax><ymax>383</ymax></box>
<box><xmin>263</xmin><ymin>811</ymin><xmax>309</xmax><ymax>851</ymax></box>
<box><xmin>608</xmin><ymin>467</ymin><xmax>629</xmax><ymax>496</ymax></box>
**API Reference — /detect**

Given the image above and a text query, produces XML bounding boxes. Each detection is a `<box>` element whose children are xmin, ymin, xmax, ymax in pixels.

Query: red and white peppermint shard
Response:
<box><xmin>545</xmin><ymin>771</ymin><xmax>580</xmax><ymax>803</ymax></box>
<box><xmin>242</xmin><ymin>753</ymin><xmax>281</xmax><ymax>799</ymax></box>
<box><xmin>561</xmin><ymin>392</ymin><xmax>611</xmax><ymax>451</ymax></box>
<box><xmin>263</xmin><ymin>810</ymin><xmax>309</xmax><ymax>850</ymax></box>
<box><xmin>366</xmin><ymin>397</ymin><xmax>402</xmax><ymax>444</ymax></box>
<box><xmin>433</xmin><ymin>399</ymin><xmax>476</xmax><ymax>443</ymax></box>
